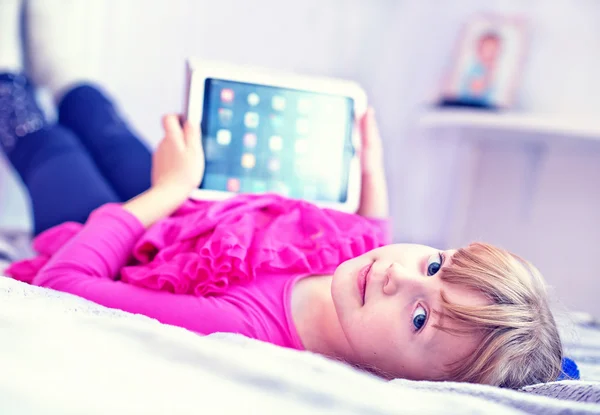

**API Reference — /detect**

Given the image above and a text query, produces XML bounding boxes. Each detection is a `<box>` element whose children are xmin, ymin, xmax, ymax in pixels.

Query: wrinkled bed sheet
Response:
<box><xmin>0</xmin><ymin>277</ymin><xmax>599</xmax><ymax>415</ymax></box>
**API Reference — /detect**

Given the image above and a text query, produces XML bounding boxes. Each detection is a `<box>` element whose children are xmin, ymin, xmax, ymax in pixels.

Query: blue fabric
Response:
<box><xmin>558</xmin><ymin>357</ymin><xmax>580</xmax><ymax>381</ymax></box>
<box><xmin>58</xmin><ymin>85</ymin><xmax>152</xmax><ymax>201</ymax></box>
<box><xmin>0</xmin><ymin>73</ymin><xmax>46</xmax><ymax>152</ymax></box>
<box><xmin>0</xmin><ymin>75</ymin><xmax>151</xmax><ymax>235</ymax></box>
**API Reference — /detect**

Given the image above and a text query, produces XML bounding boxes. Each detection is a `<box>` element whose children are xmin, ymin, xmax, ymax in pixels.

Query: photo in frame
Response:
<box><xmin>439</xmin><ymin>14</ymin><xmax>528</xmax><ymax>110</ymax></box>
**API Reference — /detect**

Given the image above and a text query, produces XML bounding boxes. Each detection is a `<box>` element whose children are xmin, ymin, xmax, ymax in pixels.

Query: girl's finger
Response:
<box><xmin>359</xmin><ymin>108</ymin><xmax>373</xmax><ymax>147</ymax></box>
<box><xmin>183</xmin><ymin>121</ymin><xmax>201</xmax><ymax>148</ymax></box>
<box><xmin>366</xmin><ymin>108</ymin><xmax>381</xmax><ymax>146</ymax></box>
<box><xmin>162</xmin><ymin>114</ymin><xmax>185</xmax><ymax>142</ymax></box>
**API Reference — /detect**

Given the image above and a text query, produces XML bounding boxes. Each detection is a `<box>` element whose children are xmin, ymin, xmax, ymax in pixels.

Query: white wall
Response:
<box><xmin>1</xmin><ymin>0</ymin><xmax>599</xmax><ymax>314</ymax></box>
<box><xmin>453</xmin><ymin>139</ymin><xmax>600</xmax><ymax>317</ymax></box>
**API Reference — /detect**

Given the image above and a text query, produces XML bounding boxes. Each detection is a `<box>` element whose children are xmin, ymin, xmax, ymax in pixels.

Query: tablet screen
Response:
<box><xmin>200</xmin><ymin>78</ymin><xmax>355</xmax><ymax>203</ymax></box>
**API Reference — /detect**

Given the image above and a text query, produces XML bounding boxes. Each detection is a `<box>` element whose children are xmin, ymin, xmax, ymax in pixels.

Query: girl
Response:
<box><xmin>0</xmin><ymin>0</ymin><xmax>563</xmax><ymax>389</ymax></box>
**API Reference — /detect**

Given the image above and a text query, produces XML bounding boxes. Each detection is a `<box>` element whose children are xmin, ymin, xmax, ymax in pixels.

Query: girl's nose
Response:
<box><xmin>382</xmin><ymin>262</ymin><xmax>422</xmax><ymax>296</ymax></box>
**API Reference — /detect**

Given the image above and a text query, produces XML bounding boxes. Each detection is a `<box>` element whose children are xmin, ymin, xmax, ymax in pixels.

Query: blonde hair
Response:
<box><xmin>436</xmin><ymin>242</ymin><xmax>563</xmax><ymax>389</ymax></box>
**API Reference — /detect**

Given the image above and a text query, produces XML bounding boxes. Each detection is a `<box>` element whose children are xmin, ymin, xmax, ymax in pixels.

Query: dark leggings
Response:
<box><xmin>0</xmin><ymin>74</ymin><xmax>152</xmax><ymax>235</ymax></box>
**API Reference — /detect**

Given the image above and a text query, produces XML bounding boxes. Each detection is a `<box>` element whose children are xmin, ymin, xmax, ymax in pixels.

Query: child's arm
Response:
<box><xmin>357</xmin><ymin>108</ymin><xmax>389</xmax><ymax>219</ymax></box>
<box><xmin>123</xmin><ymin>114</ymin><xmax>205</xmax><ymax>228</ymax></box>
<box><xmin>358</xmin><ymin>170</ymin><xmax>389</xmax><ymax>219</ymax></box>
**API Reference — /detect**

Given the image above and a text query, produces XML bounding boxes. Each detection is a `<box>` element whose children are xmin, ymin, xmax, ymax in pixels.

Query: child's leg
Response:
<box><xmin>58</xmin><ymin>85</ymin><xmax>152</xmax><ymax>201</ymax></box>
<box><xmin>0</xmin><ymin>73</ymin><xmax>119</xmax><ymax>235</ymax></box>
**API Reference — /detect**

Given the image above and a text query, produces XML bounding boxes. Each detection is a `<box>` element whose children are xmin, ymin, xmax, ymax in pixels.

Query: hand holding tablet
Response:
<box><xmin>184</xmin><ymin>59</ymin><xmax>367</xmax><ymax>212</ymax></box>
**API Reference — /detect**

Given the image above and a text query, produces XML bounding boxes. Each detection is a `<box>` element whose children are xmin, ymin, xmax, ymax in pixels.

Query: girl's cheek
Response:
<box><xmin>367</xmin><ymin>315</ymin><xmax>391</xmax><ymax>339</ymax></box>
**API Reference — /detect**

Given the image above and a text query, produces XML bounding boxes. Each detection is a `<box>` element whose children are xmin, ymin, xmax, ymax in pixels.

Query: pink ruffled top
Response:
<box><xmin>7</xmin><ymin>194</ymin><xmax>390</xmax><ymax>348</ymax></box>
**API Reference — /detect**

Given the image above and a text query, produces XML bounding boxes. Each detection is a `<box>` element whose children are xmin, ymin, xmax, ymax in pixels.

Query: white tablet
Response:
<box><xmin>184</xmin><ymin>59</ymin><xmax>367</xmax><ymax>213</ymax></box>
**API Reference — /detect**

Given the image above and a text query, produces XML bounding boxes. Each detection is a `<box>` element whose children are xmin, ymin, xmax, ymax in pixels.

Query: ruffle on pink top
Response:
<box><xmin>8</xmin><ymin>194</ymin><xmax>390</xmax><ymax>296</ymax></box>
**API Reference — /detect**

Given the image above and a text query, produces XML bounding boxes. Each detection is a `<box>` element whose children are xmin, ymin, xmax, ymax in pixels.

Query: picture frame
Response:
<box><xmin>439</xmin><ymin>14</ymin><xmax>529</xmax><ymax>110</ymax></box>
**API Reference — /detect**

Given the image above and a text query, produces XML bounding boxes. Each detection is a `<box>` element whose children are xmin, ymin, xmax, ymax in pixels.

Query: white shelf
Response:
<box><xmin>419</xmin><ymin>109</ymin><xmax>600</xmax><ymax>143</ymax></box>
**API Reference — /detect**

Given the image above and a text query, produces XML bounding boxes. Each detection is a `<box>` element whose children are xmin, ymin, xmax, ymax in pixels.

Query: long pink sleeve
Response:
<box><xmin>34</xmin><ymin>205</ymin><xmax>146</xmax><ymax>283</ymax></box>
<box><xmin>31</xmin><ymin>205</ymin><xmax>283</xmax><ymax>341</ymax></box>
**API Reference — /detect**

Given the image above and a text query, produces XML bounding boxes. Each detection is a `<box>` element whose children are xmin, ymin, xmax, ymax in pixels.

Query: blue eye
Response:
<box><xmin>412</xmin><ymin>306</ymin><xmax>427</xmax><ymax>331</ymax></box>
<box><xmin>426</xmin><ymin>253</ymin><xmax>443</xmax><ymax>276</ymax></box>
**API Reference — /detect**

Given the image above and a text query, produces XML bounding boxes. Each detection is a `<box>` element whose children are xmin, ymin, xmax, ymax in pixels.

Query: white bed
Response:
<box><xmin>0</xmin><ymin>276</ymin><xmax>599</xmax><ymax>415</ymax></box>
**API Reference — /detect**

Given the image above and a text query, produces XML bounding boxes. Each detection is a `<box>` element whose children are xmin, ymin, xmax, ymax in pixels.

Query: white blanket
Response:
<box><xmin>0</xmin><ymin>277</ymin><xmax>598</xmax><ymax>415</ymax></box>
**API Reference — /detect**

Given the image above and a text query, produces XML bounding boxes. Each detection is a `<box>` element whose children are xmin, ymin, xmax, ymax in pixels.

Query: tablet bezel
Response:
<box><xmin>184</xmin><ymin>59</ymin><xmax>367</xmax><ymax>213</ymax></box>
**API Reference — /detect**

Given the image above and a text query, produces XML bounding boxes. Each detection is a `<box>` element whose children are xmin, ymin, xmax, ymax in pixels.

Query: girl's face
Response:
<box><xmin>331</xmin><ymin>244</ymin><xmax>487</xmax><ymax>380</ymax></box>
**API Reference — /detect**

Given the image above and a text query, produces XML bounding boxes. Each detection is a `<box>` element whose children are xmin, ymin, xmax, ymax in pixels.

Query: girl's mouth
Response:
<box><xmin>357</xmin><ymin>262</ymin><xmax>373</xmax><ymax>305</ymax></box>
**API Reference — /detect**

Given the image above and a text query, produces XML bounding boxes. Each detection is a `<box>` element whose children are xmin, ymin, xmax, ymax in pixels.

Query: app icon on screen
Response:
<box><xmin>216</xmin><ymin>129</ymin><xmax>232</xmax><ymax>145</ymax></box>
<box><xmin>202</xmin><ymin>173</ymin><xmax>228</xmax><ymax>190</ymax></box>
<box><xmin>247</xmin><ymin>93</ymin><xmax>260</xmax><ymax>107</ymax></box>
<box><xmin>241</xmin><ymin>153</ymin><xmax>256</xmax><ymax>169</ymax></box>
<box><xmin>239</xmin><ymin>178</ymin><xmax>253</xmax><ymax>194</ymax></box>
<box><xmin>296</xmin><ymin>118</ymin><xmax>309</xmax><ymax>135</ymax></box>
<box><xmin>218</xmin><ymin>108</ymin><xmax>233</xmax><ymax>126</ymax></box>
<box><xmin>227</xmin><ymin>178</ymin><xmax>240</xmax><ymax>192</ymax></box>
<box><xmin>244</xmin><ymin>112</ymin><xmax>260</xmax><ymax>129</ymax></box>
<box><xmin>220</xmin><ymin>89</ymin><xmax>235</xmax><ymax>104</ymax></box>
<box><xmin>294</xmin><ymin>139</ymin><xmax>308</xmax><ymax>154</ymax></box>
<box><xmin>251</xmin><ymin>180</ymin><xmax>268</xmax><ymax>193</ymax></box>
<box><xmin>268</xmin><ymin>158</ymin><xmax>280</xmax><ymax>172</ymax></box>
<box><xmin>243</xmin><ymin>132</ymin><xmax>257</xmax><ymax>148</ymax></box>
<box><xmin>272</xmin><ymin>96</ymin><xmax>286</xmax><ymax>111</ymax></box>
<box><xmin>269</xmin><ymin>114</ymin><xmax>284</xmax><ymax>129</ymax></box>
<box><xmin>269</xmin><ymin>135</ymin><xmax>283</xmax><ymax>151</ymax></box>
<box><xmin>271</xmin><ymin>181</ymin><xmax>290</xmax><ymax>196</ymax></box>
<box><xmin>297</xmin><ymin>98</ymin><xmax>312</xmax><ymax>114</ymax></box>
